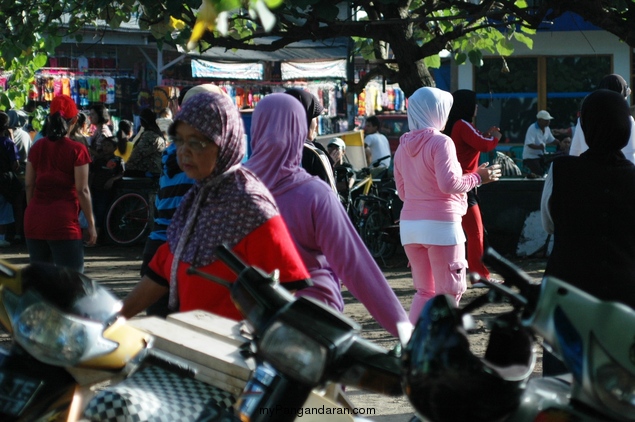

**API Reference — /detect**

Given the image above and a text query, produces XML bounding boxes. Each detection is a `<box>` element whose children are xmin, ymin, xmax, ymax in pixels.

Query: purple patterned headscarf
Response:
<box><xmin>166</xmin><ymin>92</ymin><xmax>279</xmax><ymax>309</ymax></box>
<box><xmin>245</xmin><ymin>93</ymin><xmax>313</xmax><ymax>195</ymax></box>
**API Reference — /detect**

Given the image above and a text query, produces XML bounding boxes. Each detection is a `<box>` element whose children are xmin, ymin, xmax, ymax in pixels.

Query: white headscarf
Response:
<box><xmin>407</xmin><ymin>87</ymin><xmax>454</xmax><ymax>132</ymax></box>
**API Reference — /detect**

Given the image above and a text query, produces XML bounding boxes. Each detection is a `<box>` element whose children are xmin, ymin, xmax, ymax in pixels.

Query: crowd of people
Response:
<box><xmin>1</xmin><ymin>75</ymin><xmax>633</xmax><ymax>372</ymax></box>
<box><xmin>0</xmin><ymin>95</ymin><xmax>169</xmax><ymax>270</ymax></box>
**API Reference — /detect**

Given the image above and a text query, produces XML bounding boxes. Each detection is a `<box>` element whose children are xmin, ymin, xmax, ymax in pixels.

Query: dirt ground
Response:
<box><xmin>0</xmin><ymin>242</ymin><xmax>547</xmax><ymax>421</ymax></box>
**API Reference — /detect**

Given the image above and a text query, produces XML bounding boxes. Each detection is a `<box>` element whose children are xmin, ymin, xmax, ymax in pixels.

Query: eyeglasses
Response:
<box><xmin>172</xmin><ymin>137</ymin><xmax>210</xmax><ymax>152</ymax></box>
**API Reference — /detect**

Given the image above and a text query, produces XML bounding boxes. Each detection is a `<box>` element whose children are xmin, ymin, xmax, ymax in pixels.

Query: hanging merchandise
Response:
<box><xmin>77</xmin><ymin>56</ymin><xmax>89</xmax><ymax>73</ymax></box>
<box><xmin>29</xmin><ymin>80</ymin><xmax>39</xmax><ymax>101</ymax></box>
<box><xmin>357</xmin><ymin>90</ymin><xmax>366</xmax><ymax>117</ymax></box>
<box><xmin>106</xmin><ymin>77</ymin><xmax>116</xmax><ymax>104</ymax></box>
<box><xmin>78</xmin><ymin>77</ymin><xmax>89</xmax><ymax>106</ymax></box>
<box><xmin>53</xmin><ymin>78</ymin><xmax>63</xmax><ymax>97</ymax></box>
<box><xmin>356</xmin><ymin>81</ymin><xmax>406</xmax><ymax>117</ymax></box>
<box><xmin>62</xmin><ymin>77</ymin><xmax>71</xmax><ymax>97</ymax></box>
<box><xmin>43</xmin><ymin>77</ymin><xmax>55</xmax><ymax>102</ymax></box>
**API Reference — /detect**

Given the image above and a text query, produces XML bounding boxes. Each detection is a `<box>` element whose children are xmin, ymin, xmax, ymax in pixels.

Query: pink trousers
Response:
<box><xmin>405</xmin><ymin>243</ymin><xmax>467</xmax><ymax>324</ymax></box>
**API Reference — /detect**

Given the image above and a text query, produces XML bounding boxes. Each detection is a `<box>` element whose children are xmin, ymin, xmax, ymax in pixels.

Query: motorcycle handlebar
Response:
<box><xmin>216</xmin><ymin>244</ymin><xmax>248</xmax><ymax>275</ymax></box>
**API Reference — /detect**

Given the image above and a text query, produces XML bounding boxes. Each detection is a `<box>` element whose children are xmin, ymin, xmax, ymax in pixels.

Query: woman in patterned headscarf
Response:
<box><xmin>121</xmin><ymin>92</ymin><xmax>309</xmax><ymax>320</ymax></box>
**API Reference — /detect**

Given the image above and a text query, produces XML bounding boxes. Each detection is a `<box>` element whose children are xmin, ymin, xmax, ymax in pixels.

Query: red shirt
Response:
<box><xmin>450</xmin><ymin>119</ymin><xmax>499</xmax><ymax>173</ymax></box>
<box><xmin>25</xmin><ymin>137</ymin><xmax>92</xmax><ymax>240</ymax></box>
<box><xmin>148</xmin><ymin>215</ymin><xmax>310</xmax><ymax>321</ymax></box>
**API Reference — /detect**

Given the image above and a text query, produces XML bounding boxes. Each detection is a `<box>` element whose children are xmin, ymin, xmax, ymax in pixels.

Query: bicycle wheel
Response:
<box><xmin>105</xmin><ymin>193</ymin><xmax>150</xmax><ymax>245</ymax></box>
<box><xmin>360</xmin><ymin>206</ymin><xmax>396</xmax><ymax>259</ymax></box>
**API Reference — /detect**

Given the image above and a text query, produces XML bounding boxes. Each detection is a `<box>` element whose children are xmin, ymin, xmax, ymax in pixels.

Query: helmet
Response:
<box><xmin>402</xmin><ymin>295</ymin><xmax>535</xmax><ymax>422</ymax></box>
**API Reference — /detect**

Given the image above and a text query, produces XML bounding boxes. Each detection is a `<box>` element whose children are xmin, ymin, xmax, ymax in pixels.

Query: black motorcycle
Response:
<box><xmin>403</xmin><ymin>247</ymin><xmax>635</xmax><ymax>422</ymax></box>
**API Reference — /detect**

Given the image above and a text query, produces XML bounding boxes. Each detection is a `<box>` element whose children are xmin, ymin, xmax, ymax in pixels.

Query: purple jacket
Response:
<box><xmin>246</xmin><ymin>93</ymin><xmax>409</xmax><ymax>337</ymax></box>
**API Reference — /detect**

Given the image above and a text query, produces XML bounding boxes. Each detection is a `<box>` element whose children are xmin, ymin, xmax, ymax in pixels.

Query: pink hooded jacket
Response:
<box><xmin>394</xmin><ymin>87</ymin><xmax>481</xmax><ymax>222</ymax></box>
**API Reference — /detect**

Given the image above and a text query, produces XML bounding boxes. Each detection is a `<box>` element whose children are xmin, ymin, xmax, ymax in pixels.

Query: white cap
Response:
<box><xmin>328</xmin><ymin>138</ymin><xmax>346</xmax><ymax>150</ymax></box>
<box><xmin>536</xmin><ymin>110</ymin><xmax>554</xmax><ymax>120</ymax></box>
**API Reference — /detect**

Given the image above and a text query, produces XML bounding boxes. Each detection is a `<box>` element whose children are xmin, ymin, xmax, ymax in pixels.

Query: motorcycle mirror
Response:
<box><xmin>396</xmin><ymin>321</ymin><xmax>414</xmax><ymax>346</ymax></box>
<box><xmin>481</xmin><ymin>247</ymin><xmax>541</xmax><ymax>311</ymax></box>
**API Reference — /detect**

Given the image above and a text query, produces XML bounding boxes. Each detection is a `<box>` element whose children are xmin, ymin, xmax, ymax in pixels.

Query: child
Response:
<box><xmin>89</xmin><ymin>136</ymin><xmax>124</xmax><ymax>242</ymax></box>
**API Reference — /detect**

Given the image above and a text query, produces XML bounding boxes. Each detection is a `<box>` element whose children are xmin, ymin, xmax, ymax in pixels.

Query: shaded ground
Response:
<box><xmin>0</xmin><ymin>242</ymin><xmax>547</xmax><ymax>421</ymax></box>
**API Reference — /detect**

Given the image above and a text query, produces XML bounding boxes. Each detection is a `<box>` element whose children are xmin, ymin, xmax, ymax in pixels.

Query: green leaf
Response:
<box><xmin>468</xmin><ymin>49</ymin><xmax>483</xmax><ymax>67</ymax></box>
<box><xmin>108</xmin><ymin>13</ymin><xmax>124</xmax><ymax>29</ymax></box>
<box><xmin>33</xmin><ymin>54</ymin><xmax>47</xmax><ymax>68</ymax></box>
<box><xmin>218</xmin><ymin>0</ymin><xmax>242</xmax><ymax>12</ymax></box>
<box><xmin>44</xmin><ymin>35</ymin><xmax>62</xmax><ymax>54</ymax></box>
<box><xmin>455</xmin><ymin>52</ymin><xmax>467</xmax><ymax>65</ymax></box>
<box><xmin>496</xmin><ymin>38</ymin><xmax>514</xmax><ymax>56</ymax></box>
<box><xmin>424</xmin><ymin>54</ymin><xmax>441</xmax><ymax>69</ymax></box>
<box><xmin>0</xmin><ymin>93</ymin><xmax>14</xmax><ymax>110</ymax></box>
<box><xmin>513</xmin><ymin>32</ymin><xmax>533</xmax><ymax>49</ymax></box>
<box><xmin>263</xmin><ymin>0</ymin><xmax>284</xmax><ymax>8</ymax></box>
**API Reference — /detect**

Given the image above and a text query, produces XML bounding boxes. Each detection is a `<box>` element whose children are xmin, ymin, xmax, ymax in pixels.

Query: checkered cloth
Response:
<box><xmin>82</xmin><ymin>365</ymin><xmax>236</xmax><ymax>421</ymax></box>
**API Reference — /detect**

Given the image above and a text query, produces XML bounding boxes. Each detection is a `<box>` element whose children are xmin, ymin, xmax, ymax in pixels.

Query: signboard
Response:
<box><xmin>191</xmin><ymin>60</ymin><xmax>264</xmax><ymax>80</ymax></box>
<box><xmin>281</xmin><ymin>60</ymin><xmax>347</xmax><ymax>80</ymax></box>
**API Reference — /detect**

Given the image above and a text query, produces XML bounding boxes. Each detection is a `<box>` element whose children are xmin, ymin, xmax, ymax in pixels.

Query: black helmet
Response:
<box><xmin>402</xmin><ymin>295</ymin><xmax>535</xmax><ymax>422</ymax></box>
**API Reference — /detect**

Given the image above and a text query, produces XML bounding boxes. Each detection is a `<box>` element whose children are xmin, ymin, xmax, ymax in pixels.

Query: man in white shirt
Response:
<box><xmin>363</xmin><ymin>116</ymin><xmax>392</xmax><ymax>168</ymax></box>
<box><xmin>522</xmin><ymin>110</ymin><xmax>560</xmax><ymax>176</ymax></box>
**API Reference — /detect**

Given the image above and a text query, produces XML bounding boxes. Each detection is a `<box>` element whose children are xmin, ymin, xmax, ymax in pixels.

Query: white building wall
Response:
<box><xmin>457</xmin><ymin>30</ymin><xmax>631</xmax><ymax>90</ymax></box>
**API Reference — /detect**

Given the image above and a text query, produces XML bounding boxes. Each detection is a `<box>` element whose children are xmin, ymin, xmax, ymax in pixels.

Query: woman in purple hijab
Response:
<box><xmin>246</xmin><ymin>93</ymin><xmax>409</xmax><ymax>338</ymax></box>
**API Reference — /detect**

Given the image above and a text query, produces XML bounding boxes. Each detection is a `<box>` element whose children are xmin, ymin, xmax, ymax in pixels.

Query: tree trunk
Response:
<box><xmin>385</xmin><ymin>25</ymin><xmax>436</xmax><ymax>97</ymax></box>
<box><xmin>395</xmin><ymin>59</ymin><xmax>436</xmax><ymax>97</ymax></box>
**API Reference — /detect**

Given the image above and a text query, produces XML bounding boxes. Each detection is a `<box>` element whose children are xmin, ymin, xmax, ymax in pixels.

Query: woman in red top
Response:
<box><xmin>121</xmin><ymin>92</ymin><xmax>310</xmax><ymax>321</ymax></box>
<box><xmin>444</xmin><ymin>90</ymin><xmax>502</xmax><ymax>285</ymax></box>
<box><xmin>24</xmin><ymin>95</ymin><xmax>97</xmax><ymax>273</ymax></box>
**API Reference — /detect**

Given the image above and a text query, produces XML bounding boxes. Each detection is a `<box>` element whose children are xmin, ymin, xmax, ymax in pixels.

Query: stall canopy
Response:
<box><xmin>187</xmin><ymin>37</ymin><xmax>348</xmax><ymax>80</ymax></box>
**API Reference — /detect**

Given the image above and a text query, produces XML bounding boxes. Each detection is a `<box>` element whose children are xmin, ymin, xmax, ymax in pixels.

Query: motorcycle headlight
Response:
<box><xmin>591</xmin><ymin>333</ymin><xmax>635</xmax><ymax>418</ymax></box>
<box><xmin>3</xmin><ymin>289</ymin><xmax>118</xmax><ymax>367</ymax></box>
<box><xmin>258</xmin><ymin>321</ymin><xmax>327</xmax><ymax>384</ymax></box>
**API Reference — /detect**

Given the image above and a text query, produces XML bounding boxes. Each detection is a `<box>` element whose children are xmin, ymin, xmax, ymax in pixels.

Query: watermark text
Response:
<box><xmin>259</xmin><ymin>404</ymin><xmax>376</xmax><ymax>418</ymax></box>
